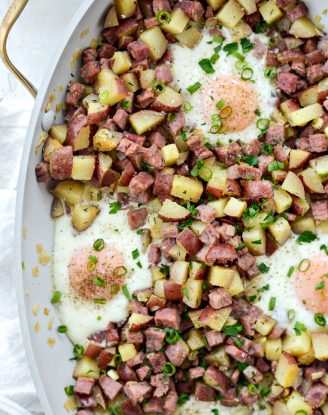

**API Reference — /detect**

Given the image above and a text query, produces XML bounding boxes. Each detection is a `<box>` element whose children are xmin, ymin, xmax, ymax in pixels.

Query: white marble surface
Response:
<box><xmin>0</xmin><ymin>0</ymin><xmax>80</xmax><ymax>413</ymax></box>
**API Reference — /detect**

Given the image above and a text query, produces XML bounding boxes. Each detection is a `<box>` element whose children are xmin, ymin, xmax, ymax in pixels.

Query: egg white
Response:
<box><xmin>53</xmin><ymin>198</ymin><xmax>152</xmax><ymax>345</ymax></box>
<box><xmin>170</xmin><ymin>28</ymin><xmax>276</xmax><ymax>145</ymax></box>
<box><xmin>248</xmin><ymin>232</ymin><xmax>328</xmax><ymax>333</ymax></box>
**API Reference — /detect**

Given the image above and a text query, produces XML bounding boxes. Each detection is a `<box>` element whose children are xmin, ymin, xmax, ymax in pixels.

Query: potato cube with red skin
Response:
<box><xmin>275</xmin><ymin>353</ymin><xmax>299</xmax><ymax>387</ymax></box>
<box><xmin>311</xmin><ymin>332</ymin><xmax>328</xmax><ymax>361</ymax></box>
<box><xmin>170</xmin><ymin>261</ymin><xmax>189</xmax><ymax>285</ymax></box>
<box><xmin>171</xmin><ymin>175</ymin><xmax>203</xmax><ymax>203</ymax></box>
<box><xmin>154</xmin><ymin>280</ymin><xmax>183</xmax><ymax>301</ymax></box>
<box><xmin>128</xmin><ymin>313</ymin><xmax>154</xmax><ymax>332</ymax></box>
<box><xmin>287</xmin><ymin>391</ymin><xmax>313</xmax><ymax>415</ymax></box>
<box><xmin>199</xmin><ymin>306</ymin><xmax>232</xmax><ymax>331</ymax></box>
<box><xmin>93</xmin><ymin>129</ymin><xmax>122</xmax><ymax>151</ymax></box>
<box><xmin>282</xmin><ymin>171</ymin><xmax>305</xmax><ymax>199</ymax></box>
<box><xmin>129</xmin><ymin>110</ymin><xmax>166</xmax><ymax>135</ymax></box>
<box><xmin>158</xmin><ymin>199</ymin><xmax>190</xmax><ymax>222</ymax></box>
<box><xmin>73</xmin><ymin>356</ymin><xmax>100</xmax><ymax>380</ymax></box>
<box><xmin>189</xmin><ymin>261</ymin><xmax>207</xmax><ymax>280</ymax></box>
<box><xmin>299</xmin><ymin>167</ymin><xmax>325</xmax><ymax>194</ymax></box>
<box><xmin>289</xmin><ymin>149</ymin><xmax>311</xmax><ymax>170</ymax></box>
<box><xmin>187</xmin><ymin>329</ymin><xmax>207</xmax><ymax>351</ymax></box>
<box><xmin>223</xmin><ymin>197</ymin><xmax>247</xmax><ymax>218</ymax></box>
<box><xmin>151</xmin><ymin>87</ymin><xmax>184</xmax><ymax>113</ymax></box>
<box><xmin>203</xmin><ymin>365</ymin><xmax>228</xmax><ymax>393</ymax></box>
<box><xmin>119</xmin><ymin>343</ymin><xmax>138</xmax><ymax>362</ymax></box>
<box><xmin>98</xmin><ymin>77</ymin><xmax>128</xmax><ymax>106</ymax></box>
<box><xmin>87</xmin><ymin>101</ymin><xmax>110</xmax><ymax>124</ymax></box>
<box><xmin>72</xmin><ymin>204</ymin><xmax>100</xmax><ymax>232</ymax></box>
<box><xmin>216</xmin><ymin>0</ymin><xmax>245</xmax><ymax>29</ymax></box>
<box><xmin>66</xmin><ymin>114</ymin><xmax>90</xmax><ymax>151</ymax></box>
<box><xmin>177</xmin><ymin>228</ymin><xmax>202</xmax><ymax>255</ymax></box>
<box><xmin>161</xmin><ymin>9</ymin><xmax>190</xmax><ymax>35</ymax></box>
<box><xmin>72</xmin><ymin>155</ymin><xmax>96</xmax><ymax>181</ymax></box>
<box><xmin>182</xmin><ymin>278</ymin><xmax>203</xmax><ymax>308</ymax></box>
<box><xmin>139</xmin><ymin>26</ymin><xmax>168</xmax><ymax>61</ymax></box>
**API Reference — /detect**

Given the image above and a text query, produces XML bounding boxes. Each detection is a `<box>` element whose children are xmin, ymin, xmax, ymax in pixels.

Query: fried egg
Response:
<box><xmin>248</xmin><ymin>232</ymin><xmax>328</xmax><ymax>333</ymax></box>
<box><xmin>170</xmin><ymin>28</ymin><xmax>276</xmax><ymax>145</ymax></box>
<box><xmin>53</xmin><ymin>198</ymin><xmax>152</xmax><ymax>344</ymax></box>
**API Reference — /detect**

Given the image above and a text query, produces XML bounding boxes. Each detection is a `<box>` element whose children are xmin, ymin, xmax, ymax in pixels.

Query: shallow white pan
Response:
<box><xmin>0</xmin><ymin>0</ymin><xmax>328</xmax><ymax>414</ymax></box>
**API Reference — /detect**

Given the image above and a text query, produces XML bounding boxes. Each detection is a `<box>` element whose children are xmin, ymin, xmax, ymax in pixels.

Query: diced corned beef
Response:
<box><xmin>82</xmin><ymin>47</ymin><xmax>97</xmax><ymax>64</ymax></box>
<box><xmin>277</xmin><ymin>72</ymin><xmax>298</xmax><ymax>94</ymax></box>
<box><xmin>155</xmin><ymin>307</ymin><xmax>181</xmax><ymax>330</ymax></box>
<box><xmin>163</xmin><ymin>222</ymin><xmax>179</xmax><ymax>238</ymax></box>
<box><xmin>114</xmin><ymin>18</ymin><xmax>139</xmax><ymax>38</ymax></box>
<box><xmin>74</xmin><ymin>377</ymin><xmax>95</xmax><ymax>395</ymax></box>
<box><xmin>205</xmin><ymin>5</ymin><xmax>214</xmax><ymax>18</ymax></box>
<box><xmin>77</xmin><ymin>395</ymin><xmax>97</xmax><ymax>409</ymax></box>
<box><xmin>124</xmin><ymin>131</ymin><xmax>146</xmax><ymax>146</ymax></box>
<box><xmin>159</xmin><ymin>238</ymin><xmax>176</xmax><ymax>257</ymax></box>
<box><xmin>80</xmin><ymin>61</ymin><xmax>100</xmax><ymax>84</ymax></box>
<box><xmin>147</xmin><ymin>352</ymin><xmax>167</xmax><ymax>373</ymax></box>
<box><xmin>213</xmin><ymin>142</ymin><xmax>241</xmax><ymax>166</ymax></box>
<box><xmin>164</xmin><ymin>390</ymin><xmax>178</xmax><ymax>413</ymax></box>
<box><xmin>113</xmin><ymin>108</ymin><xmax>128</xmax><ymax>130</ymax></box>
<box><xmin>218</xmin><ymin>224</ymin><xmax>236</xmax><ymax>241</ymax></box>
<box><xmin>187</xmin><ymin>135</ymin><xmax>213</xmax><ymax>159</ymax></box>
<box><xmin>145</xmin><ymin>327</ymin><xmax>166</xmax><ymax>351</ymax></box>
<box><xmin>243</xmin><ymin>365</ymin><xmax>264</xmax><ymax>384</ymax></box>
<box><xmin>127</xmin><ymin>351</ymin><xmax>145</xmax><ymax>368</ymax></box>
<box><xmin>244</xmin><ymin>11</ymin><xmax>261</xmax><ymax>29</ymax></box>
<box><xmin>278</xmin><ymin>50</ymin><xmax>305</xmax><ymax>64</ymax></box>
<box><xmin>127</xmin><ymin>40</ymin><xmax>150</xmax><ymax>61</ymax></box>
<box><xmin>144</xmin><ymin>17</ymin><xmax>159</xmax><ymax>29</ymax></box>
<box><xmin>304</xmin><ymin>367</ymin><xmax>326</xmax><ymax>382</ymax></box>
<box><xmin>35</xmin><ymin>162</ymin><xmax>51</xmax><ymax>183</ymax></box>
<box><xmin>306</xmin><ymin>50</ymin><xmax>326</xmax><ymax>66</ymax></box>
<box><xmin>129</xmin><ymin>172</ymin><xmax>154</xmax><ymax>195</ymax></box>
<box><xmin>98</xmin><ymin>375</ymin><xmax>122</xmax><ymax>400</ymax></box>
<box><xmin>266</xmin><ymin>50</ymin><xmax>279</xmax><ymax>67</ymax></box>
<box><xmin>148</xmin><ymin>245</ymin><xmax>161</xmax><ymax>265</ymax></box>
<box><xmin>199</xmin><ymin>224</ymin><xmax>219</xmax><ymax>245</ymax></box>
<box><xmin>318</xmin><ymin>36</ymin><xmax>328</xmax><ymax>58</ymax></box>
<box><xmin>136</xmin><ymin>365</ymin><xmax>151</xmax><ymax>381</ymax></box>
<box><xmin>287</xmin><ymin>2</ymin><xmax>308</xmax><ymax>22</ymax></box>
<box><xmin>127</xmin><ymin>208</ymin><xmax>148</xmax><ymax>230</ymax></box>
<box><xmin>240</xmin><ymin>386</ymin><xmax>259</xmax><ymax>407</ymax></box>
<box><xmin>137</xmin><ymin>88</ymin><xmax>156</xmax><ymax>108</ymax></box>
<box><xmin>307</xmin><ymin>64</ymin><xmax>325</xmax><ymax>84</ymax></box>
<box><xmin>165</xmin><ymin>339</ymin><xmax>189</xmax><ymax>366</ymax></box>
<box><xmin>227</xmin><ymin>177</ymin><xmax>241</xmax><ymax>196</ymax></box>
<box><xmin>130</xmin><ymin>300</ymin><xmax>149</xmax><ymax>315</ymax></box>
<box><xmin>84</xmin><ymin>342</ymin><xmax>103</xmax><ymax>358</ymax></box>
<box><xmin>153</xmin><ymin>0</ymin><xmax>171</xmax><ymax>13</ymax></box>
<box><xmin>195</xmin><ymin>204</ymin><xmax>216</xmax><ymax>223</ymax></box>
<box><xmin>149</xmin><ymin>131</ymin><xmax>166</xmax><ymax>148</ymax></box>
<box><xmin>292</xmin><ymin>61</ymin><xmax>306</xmax><ymax>76</ymax></box>
<box><xmin>65</xmin><ymin>81</ymin><xmax>85</xmax><ymax>107</ymax></box>
<box><xmin>123</xmin><ymin>381</ymin><xmax>153</xmax><ymax>403</ymax></box>
<box><xmin>204</xmin><ymin>366</ymin><xmax>228</xmax><ymax>394</ymax></box>
<box><xmin>274</xmin><ymin>144</ymin><xmax>290</xmax><ymax>162</ymax></box>
<box><xmin>209</xmin><ymin>288</ymin><xmax>232</xmax><ymax>310</ymax></box>
<box><xmin>97</xmin><ymin>349</ymin><xmax>113</xmax><ymax>370</ymax></box>
<box><xmin>118</xmin><ymin>161</ymin><xmax>136</xmax><ymax>186</ymax></box>
<box><xmin>142</xmin><ymin>144</ymin><xmax>163</xmax><ymax>168</ymax></box>
<box><xmin>168</xmin><ymin>111</ymin><xmax>185</xmax><ymax>136</ymax></box>
<box><xmin>49</xmin><ymin>146</ymin><xmax>73</xmax><ymax>180</ymax></box>
<box><xmin>225</xmin><ymin>345</ymin><xmax>248</xmax><ymax>362</ymax></box>
<box><xmin>276</xmin><ymin>0</ymin><xmax>294</xmax><ymax>7</ymax></box>
<box><xmin>98</xmin><ymin>43</ymin><xmax>116</xmax><ymax>59</ymax></box>
<box><xmin>205</xmin><ymin>330</ymin><xmax>224</xmax><ymax>347</ymax></box>
<box><xmin>153</xmin><ymin>170</ymin><xmax>173</xmax><ymax>201</ymax></box>
<box><xmin>265</xmin><ymin>124</ymin><xmax>286</xmax><ymax>144</ymax></box>
<box><xmin>304</xmin><ymin>383</ymin><xmax>328</xmax><ymax>408</ymax></box>
<box><xmin>107</xmin><ymin>323</ymin><xmax>120</xmax><ymax>346</ymax></box>
<box><xmin>308</xmin><ymin>134</ymin><xmax>328</xmax><ymax>153</ymax></box>
<box><xmin>194</xmin><ymin>383</ymin><xmax>216</xmax><ymax>401</ymax></box>
<box><xmin>177</xmin><ymin>228</ymin><xmax>202</xmax><ymax>255</ymax></box>
<box><xmin>206</xmin><ymin>243</ymin><xmax>237</xmax><ymax>264</ymax></box>
<box><xmin>227</xmin><ymin>164</ymin><xmax>262</xmax><ymax>180</ymax></box>
<box><xmin>121</xmin><ymin>399</ymin><xmax>143</xmax><ymax>415</ymax></box>
<box><xmin>268</xmin><ymin>325</ymin><xmax>285</xmax><ymax>339</ymax></box>
<box><xmin>143</xmin><ymin>397</ymin><xmax>164</xmax><ymax>414</ymax></box>
<box><xmin>176</xmin><ymin>1</ymin><xmax>204</xmax><ymax>21</ymax></box>
<box><xmin>256</xmin><ymin>357</ymin><xmax>271</xmax><ymax>373</ymax></box>
<box><xmin>155</xmin><ymin>64</ymin><xmax>173</xmax><ymax>84</ymax></box>
<box><xmin>242</xmin><ymin>180</ymin><xmax>273</xmax><ymax>199</ymax></box>
<box><xmin>312</xmin><ymin>200</ymin><xmax>328</xmax><ymax>222</ymax></box>
<box><xmin>117</xmin><ymin>363</ymin><xmax>138</xmax><ymax>382</ymax></box>
<box><xmin>147</xmin><ymin>294</ymin><xmax>166</xmax><ymax>312</ymax></box>
<box><xmin>244</xmin><ymin>139</ymin><xmax>262</xmax><ymax>156</ymax></box>
<box><xmin>77</xmin><ymin>410</ymin><xmax>94</xmax><ymax>415</ymax></box>
<box><xmin>150</xmin><ymin>374</ymin><xmax>171</xmax><ymax>397</ymax></box>
<box><xmin>189</xmin><ymin>366</ymin><xmax>205</xmax><ymax>379</ymax></box>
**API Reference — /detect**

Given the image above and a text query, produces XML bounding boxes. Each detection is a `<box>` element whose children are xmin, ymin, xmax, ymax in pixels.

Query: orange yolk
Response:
<box><xmin>69</xmin><ymin>246</ymin><xmax>126</xmax><ymax>301</ymax></box>
<box><xmin>294</xmin><ymin>253</ymin><xmax>328</xmax><ymax>315</ymax></box>
<box><xmin>200</xmin><ymin>76</ymin><xmax>258</xmax><ymax>133</ymax></box>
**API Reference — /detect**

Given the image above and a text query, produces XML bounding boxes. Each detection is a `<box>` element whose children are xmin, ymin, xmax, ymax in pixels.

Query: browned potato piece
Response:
<box><xmin>275</xmin><ymin>353</ymin><xmax>299</xmax><ymax>387</ymax></box>
<box><xmin>206</xmin><ymin>0</ymin><xmax>225</xmax><ymax>11</ymax></box>
<box><xmin>171</xmin><ymin>175</ymin><xmax>203</xmax><ymax>203</ymax></box>
<box><xmin>268</xmin><ymin>216</ymin><xmax>292</xmax><ymax>245</ymax></box>
<box><xmin>230</xmin><ymin>20</ymin><xmax>252</xmax><ymax>42</ymax></box>
<box><xmin>158</xmin><ymin>199</ymin><xmax>190</xmax><ymax>222</ymax></box>
<box><xmin>216</xmin><ymin>0</ymin><xmax>245</xmax><ymax>29</ymax></box>
<box><xmin>161</xmin><ymin>144</ymin><xmax>180</xmax><ymax>166</ymax></box>
<box><xmin>111</xmin><ymin>51</ymin><xmax>132</xmax><ymax>75</ymax></box>
<box><xmin>161</xmin><ymin>9</ymin><xmax>190</xmax><ymax>35</ymax></box>
<box><xmin>118</xmin><ymin>343</ymin><xmax>137</xmax><ymax>362</ymax></box>
<box><xmin>139</xmin><ymin>27</ymin><xmax>168</xmax><ymax>61</ymax></box>
<box><xmin>273</xmin><ymin>187</ymin><xmax>292</xmax><ymax>213</ymax></box>
<box><xmin>53</xmin><ymin>180</ymin><xmax>85</xmax><ymax>205</ymax></box>
<box><xmin>93</xmin><ymin>128</ymin><xmax>122</xmax><ymax>152</ymax></box>
<box><xmin>51</xmin><ymin>197</ymin><xmax>64</xmax><ymax>219</ymax></box>
<box><xmin>283</xmin><ymin>331</ymin><xmax>311</xmax><ymax>356</ymax></box>
<box><xmin>71</xmin><ymin>204</ymin><xmax>100</xmax><ymax>232</ymax></box>
<box><xmin>175</xmin><ymin>27</ymin><xmax>202</xmax><ymax>48</ymax></box>
<box><xmin>170</xmin><ymin>261</ymin><xmax>189</xmax><ymax>285</ymax></box>
<box><xmin>206</xmin><ymin>169</ymin><xmax>227</xmax><ymax>198</ymax></box>
<box><xmin>189</xmin><ymin>262</ymin><xmax>207</xmax><ymax>280</ymax></box>
<box><xmin>72</xmin><ymin>155</ymin><xmax>96</xmax><ymax>181</ymax></box>
<box><xmin>168</xmin><ymin>245</ymin><xmax>188</xmax><ymax>261</ymax></box>
<box><xmin>242</xmin><ymin>227</ymin><xmax>266</xmax><ymax>255</ymax></box>
<box><xmin>121</xmin><ymin>72</ymin><xmax>140</xmax><ymax>93</ymax></box>
<box><xmin>310</xmin><ymin>155</ymin><xmax>328</xmax><ymax>179</ymax></box>
<box><xmin>236</xmin><ymin>0</ymin><xmax>257</xmax><ymax>14</ymax></box>
<box><xmin>98</xmin><ymin>79</ymin><xmax>127</xmax><ymax>106</ymax></box>
<box><xmin>299</xmin><ymin>167</ymin><xmax>325</xmax><ymax>194</ymax></box>
<box><xmin>311</xmin><ymin>332</ymin><xmax>328</xmax><ymax>360</ymax></box>
<box><xmin>281</xmin><ymin>171</ymin><xmax>305</xmax><ymax>199</ymax></box>
<box><xmin>115</xmin><ymin>0</ymin><xmax>137</xmax><ymax>19</ymax></box>
<box><xmin>206</xmin><ymin>307</ymin><xmax>232</xmax><ymax>331</ymax></box>
<box><xmin>288</xmin><ymin>103</ymin><xmax>323</xmax><ymax>127</ymax></box>
<box><xmin>128</xmin><ymin>313</ymin><xmax>153</xmax><ymax>331</ymax></box>
<box><xmin>139</xmin><ymin>69</ymin><xmax>155</xmax><ymax>89</ymax></box>
<box><xmin>182</xmin><ymin>279</ymin><xmax>203</xmax><ymax>308</ymax></box>
<box><xmin>254</xmin><ymin>314</ymin><xmax>276</xmax><ymax>336</ymax></box>
<box><xmin>151</xmin><ymin>87</ymin><xmax>183</xmax><ymax>113</ymax></box>
<box><xmin>289</xmin><ymin>149</ymin><xmax>311</xmax><ymax>170</ymax></box>
<box><xmin>87</xmin><ymin>101</ymin><xmax>110</xmax><ymax>125</ymax></box>
<box><xmin>187</xmin><ymin>329</ymin><xmax>206</xmax><ymax>350</ymax></box>
<box><xmin>223</xmin><ymin>197</ymin><xmax>247</xmax><ymax>218</ymax></box>
<box><xmin>292</xmin><ymin>217</ymin><xmax>316</xmax><ymax>234</ymax></box>
<box><xmin>43</xmin><ymin>138</ymin><xmax>62</xmax><ymax>162</ymax></box>
<box><xmin>287</xmin><ymin>391</ymin><xmax>313</xmax><ymax>415</ymax></box>
<box><xmin>105</xmin><ymin>6</ymin><xmax>119</xmax><ymax>27</ymax></box>
<box><xmin>49</xmin><ymin>124</ymin><xmax>67</xmax><ymax>144</ymax></box>
<box><xmin>208</xmin><ymin>266</ymin><xmax>235</xmax><ymax>288</ymax></box>
<box><xmin>290</xmin><ymin>17</ymin><xmax>323</xmax><ymax>38</ymax></box>
<box><xmin>265</xmin><ymin>338</ymin><xmax>282</xmax><ymax>361</ymax></box>
<box><xmin>73</xmin><ymin>356</ymin><xmax>100</xmax><ymax>379</ymax></box>
<box><xmin>129</xmin><ymin>110</ymin><xmax>166</xmax><ymax>134</ymax></box>
<box><xmin>299</xmin><ymin>86</ymin><xmax>318</xmax><ymax>107</ymax></box>
<box><xmin>259</xmin><ymin>0</ymin><xmax>283</xmax><ymax>24</ymax></box>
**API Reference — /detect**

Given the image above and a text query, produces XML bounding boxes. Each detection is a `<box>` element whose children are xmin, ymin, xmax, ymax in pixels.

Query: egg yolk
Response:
<box><xmin>294</xmin><ymin>253</ymin><xmax>328</xmax><ymax>315</ymax></box>
<box><xmin>201</xmin><ymin>76</ymin><xmax>258</xmax><ymax>133</ymax></box>
<box><xmin>69</xmin><ymin>246</ymin><xmax>126</xmax><ymax>301</ymax></box>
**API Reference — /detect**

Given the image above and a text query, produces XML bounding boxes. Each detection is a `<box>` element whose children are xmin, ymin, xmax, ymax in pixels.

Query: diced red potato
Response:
<box><xmin>66</xmin><ymin>114</ymin><xmax>90</xmax><ymax>151</ymax></box>
<box><xmin>176</xmin><ymin>228</ymin><xmax>202</xmax><ymax>255</ymax></box>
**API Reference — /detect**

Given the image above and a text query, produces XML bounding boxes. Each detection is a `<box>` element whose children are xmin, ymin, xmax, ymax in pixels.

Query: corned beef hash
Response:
<box><xmin>35</xmin><ymin>0</ymin><xmax>328</xmax><ymax>413</ymax></box>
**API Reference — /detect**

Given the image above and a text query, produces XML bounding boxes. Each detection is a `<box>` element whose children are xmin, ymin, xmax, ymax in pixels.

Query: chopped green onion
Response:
<box><xmin>199</xmin><ymin>166</ymin><xmax>213</xmax><ymax>182</ymax></box>
<box><xmin>248</xmin><ymin>384</ymin><xmax>259</xmax><ymax>395</ymax></box>
<box><xmin>178</xmin><ymin>218</ymin><xmax>192</xmax><ymax>230</ymax></box>
<box><xmin>241</xmin><ymin>38</ymin><xmax>254</xmax><ymax>53</ymax></box>
<box><xmin>233</xmin><ymin>51</ymin><xmax>245</xmax><ymax>61</ymax></box>
<box><xmin>109</xmin><ymin>201</ymin><xmax>121</xmax><ymax>214</ymax></box>
<box><xmin>213</xmin><ymin>35</ymin><xmax>223</xmax><ymax>45</ymax></box>
<box><xmin>241</xmin><ymin>67</ymin><xmax>254</xmax><ymax>80</ymax></box>
<box><xmin>132</xmin><ymin>249</ymin><xmax>140</xmax><ymax>260</ymax></box>
<box><xmin>219</xmin><ymin>106</ymin><xmax>232</xmax><ymax>119</ymax></box>
<box><xmin>287</xmin><ymin>266</ymin><xmax>295</xmax><ymax>277</ymax></box>
<box><xmin>94</xmin><ymin>298</ymin><xmax>106</xmax><ymax>304</ymax></box>
<box><xmin>223</xmin><ymin>42</ymin><xmax>238</xmax><ymax>55</ymax></box>
<box><xmin>294</xmin><ymin>321</ymin><xmax>307</xmax><ymax>336</ymax></box>
<box><xmin>298</xmin><ymin>258</ymin><xmax>310</xmax><ymax>272</ymax></box>
<box><xmin>177</xmin><ymin>394</ymin><xmax>189</xmax><ymax>406</ymax></box>
<box><xmin>258</xmin><ymin>284</ymin><xmax>270</xmax><ymax>293</ymax></box>
<box><xmin>51</xmin><ymin>290</ymin><xmax>62</xmax><ymax>304</ymax></box>
<box><xmin>64</xmin><ymin>385</ymin><xmax>74</xmax><ymax>396</ymax></box>
<box><xmin>122</xmin><ymin>284</ymin><xmax>131</xmax><ymax>299</ymax></box>
<box><xmin>216</xmin><ymin>99</ymin><xmax>225</xmax><ymax>110</ymax></box>
<box><xmin>264</xmin><ymin>66</ymin><xmax>277</xmax><ymax>79</ymax></box>
<box><xmin>180</xmin><ymin>130</ymin><xmax>187</xmax><ymax>141</ymax></box>
<box><xmin>136</xmin><ymin>229</ymin><xmax>144</xmax><ymax>235</ymax></box>
<box><xmin>183</xmin><ymin>101</ymin><xmax>193</xmax><ymax>112</ymax></box>
<box><xmin>99</xmin><ymin>90</ymin><xmax>109</xmax><ymax>104</ymax></box>
<box><xmin>320</xmin><ymin>244</ymin><xmax>328</xmax><ymax>255</ymax></box>
<box><xmin>223</xmin><ymin>323</ymin><xmax>243</xmax><ymax>335</ymax></box>
<box><xmin>210</xmin><ymin>53</ymin><xmax>220</xmax><ymax>64</ymax></box>
<box><xmin>113</xmin><ymin>266</ymin><xmax>127</xmax><ymax>277</ymax></box>
<box><xmin>255</xmin><ymin>108</ymin><xmax>261</xmax><ymax>116</ymax></box>
<box><xmin>268</xmin><ymin>161</ymin><xmax>285</xmax><ymax>172</ymax></box>
<box><xmin>268</xmin><ymin>37</ymin><xmax>278</xmax><ymax>47</ymax></box>
<box><xmin>261</xmin><ymin>386</ymin><xmax>271</xmax><ymax>397</ymax></box>
<box><xmin>187</xmin><ymin>82</ymin><xmax>202</xmax><ymax>94</ymax></box>
<box><xmin>93</xmin><ymin>238</ymin><xmax>105</xmax><ymax>251</ymax></box>
<box><xmin>120</xmin><ymin>99</ymin><xmax>131</xmax><ymax>109</ymax></box>
<box><xmin>160</xmin><ymin>263</ymin><xmax>170</xmax><ymax>275</ymax></box>
<box><xmin>57</xmin><ymin>325</ymin><xmax>68</xmax><ymax>333</ymax></box>
<box><xmin>211</xmin><ymin>410</ymin><xmax>219</xmax><ymax>415</ymax></box>
<box><xmin>198</xmin><ymin>59</ymin><xmax>215</xmax><ymax>74</ymax></box>
<box><xmin>232</xmin><ymin>336</ymin><xmax>244</xmax><ymax>347</ymax></box>
<box><xmin>252</xmin><ymin>239</ymin><xmax>262</xmax><ymax>245</ymax></box>
<box><xmin>314</xmin><ymin>313</ymin><xmax>326</xmax><ymax>327</ymax></box>
<box><xmin>152</xmin><ymin>80</ymin><xmax>166</xmax><ymax>95</ymax></box>
<box><xmin>295</xmin><ymin>411</ymin><xmax>308</xmax><ymax>415</ymax></box>
<box><xmin>287</xmin><ymin>309</ymin><xmax>295</xmax><ymax>321</ymax></box>
<box><xmin>182</xmin><ymin>287</ymin><xmax>190</xmax><ymax>300</ymax></box>
<box><xmin>94</xmin><ymin>276</ymin><xmax>106</xmax><ymax>287</ymax></box>
<box><xmin>262</xmin><ymin>143</ymin><xmax>273</xmax><ymax>155</ymax></box>
<box><xmin>315</xmin><ymin>280</ymin><xmax>325</xmax><ymax>290</ymax></box>
<box><xmin>235</xmin><ymin>60</ymin><xmax>248</xmax><ymax>71</ymax></box>
<box><xmin>256</xmin><ymin>118</ymin><xmax>270</xmax><ymax>132</ymax></box>
<box><xmin>73</xmin><ymin>344</ymin><xmax>84</xmax><ymax>359</ymax></box>
<box><xmin>111</xmin><ymin>283</ymin><xmax>120</xmax><ymax>296</ymax></box>
<box><xmin>244</xmin><ymin>155</ymin><xmax>259</xmax><ymax>166</ymax></box>
<box><xmin>165</xmin><ymin>328</ymin><xmax>180</xmax><ymax>344</ymax></box>
<box><xmin>269</xmin><ymin>297</ymin><xmax>276</xmax><ymax>311</ymax></box>
<box><xmin>163</xmin><ymin>362</ymin><xmax>176</xmax><ymax>376</ymax></box>
<box><xmin>296</xmin><ymin>231</ymin><xmax>318</xmax><ymax>245</ymax></box>
<box><xmin>156</xmin><ymin>9</ymin><xmax>171</xmax><ymax>24</ymax></box>
<box><xmin>243</xmin><ymin>203</ymin><xmax>259</xmax><ymax>223</ymax></box>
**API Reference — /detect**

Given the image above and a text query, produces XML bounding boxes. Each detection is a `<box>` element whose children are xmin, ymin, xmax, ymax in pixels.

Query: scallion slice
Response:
<box><xmin>198</xmin><ymin>59</ymin><xmax>215</xmax><ymax>74</ymax></box>
<box><xmin>187</xmin><ymin>82</ymin><xmax>202</xmax><ymax>94</ymax></box>
<box><xmin>152</xmin><ymin>80</ymin><xmax>166</xmax><ymax>95</ymax></box>
<box><xmin>156</xmin><ymin>10</ymin><xmax>171</xmax><ymax>24</ymax></box>
<box><xmin>314</xmin><ymin>313</ymin><xmax>326</xmax><ymax>327</ymax></box>
<box><xmin>241</xmin><ymin>67</ymin><xmax>254</xmax><ymax>80</ymax></box>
